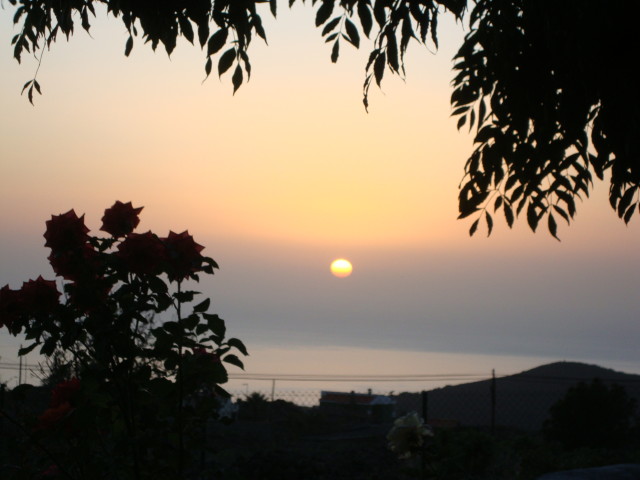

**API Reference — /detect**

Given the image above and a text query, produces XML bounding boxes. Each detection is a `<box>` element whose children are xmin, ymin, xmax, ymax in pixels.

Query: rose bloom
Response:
<box><xmin>193</xmin><ymin>347</ymin><xmax>221</xmax><ymax>363</ymax></box>
<box><xmin>40</xmin><ymin>464</ymin><xmax>61</xmax><ymax>478</ymax></box>
<box><xmin>43</xmin><ymin>210</ymin><xmax>90</xmax><ymax>252</ymax></box>
<box><xmin>48</xmin><ymin>243</ymin><xmax>100</xmax><ymax>281</ymax></box>
<box><xmin>163</xmin><ymin>231</ymin><xmax>205</xmax><ymax>282</ymax></box>
<box><xmin>19</xmin><ymin>276</ymin><xmax>60</xmax><ymax>314</ymax></box>
<box><xmin>100</xmin><ymin>201</ymin><xmax>143</xmax><ymax>238</ymax></box>
<box><xmin>117</xmin><ymin>231</ymin><xmax>166</xmax><ymax>275</ymax></box>
<box><xmin>37</xmin><ymin>402</ymin><xmax>73</xmax><ymax>430</ymax></box>
<box><xmin>0</xmin><ymin>285</ymin><xmax>22</xmax><ymax>330</ymax></box>
<box><xmin>51</xmin><ymin>377</ymin><xmax>80</xmax><ymax>408</ymax></box>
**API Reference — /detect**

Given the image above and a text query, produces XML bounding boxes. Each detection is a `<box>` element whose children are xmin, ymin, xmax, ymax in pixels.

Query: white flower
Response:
<box><xmin>387</xmin><ymin>412</ymin><xmax>433</xmax><ymax>459</ymax></box>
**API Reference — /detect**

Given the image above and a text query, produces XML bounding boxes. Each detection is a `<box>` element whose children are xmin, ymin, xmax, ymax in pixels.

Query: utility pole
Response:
<box><xmin>490</xmin><ymin>369</ymin><xmax>496</xmax><ymax>435</ymax></box>
<box><xmin>18</xmin><ymin>346</ymin><xmax>23</xmax><ymax>386</ymax></box>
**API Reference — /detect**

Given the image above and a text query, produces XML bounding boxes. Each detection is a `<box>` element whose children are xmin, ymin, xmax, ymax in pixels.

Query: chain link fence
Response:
<box><xmin>228</xmin><ymin>369</ymin><xmax>640</xmax><ymax>432</ymax></box>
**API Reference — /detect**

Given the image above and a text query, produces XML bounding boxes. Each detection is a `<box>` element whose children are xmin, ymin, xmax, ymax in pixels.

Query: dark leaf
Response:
<box><xmin>344</xmin><ymin>18</ymin><xmax>360</xmax><ymax>48</ymax></box>
<box><xmin>331</xmin><ymin>39</ymin><xmax>339</xmax><ymax>63</ymax></box>
<box><xmin>205</xmin><ymin>57</ymin><xmax>212</xmax><ymax>76</ymax></box>
<box><xmin>469</xmin><ymin>218</ymin><xmax>479</xmax><ymax>236</ymax></box>
<box><xmin>451</xmin><ymin>105</ymin><xmax>468</xmax><ymax>116</ymax></box>
<box><xmin>184</xmin><ymin>313</ymin><xmax>200</xmax><ymax>331</ymax></box>
<box><xmin>270</xmin><ymin>0</ymin><xmax>277</xmax><ymax>17</ymax></box>
<box><xmin>195</xmin><ymin>323</ymin><xmax>209</xmax><ymax>335</ymax></box>
<box><xmin>457</xmin><ymin>207</ymin><xmax>479</xmax><ymax>220</ymax></box>
<box><xmin>430</xmin><ymin>8</ymin><xmax>438</xmax><ymax>48</ymax></box>
<box><xmin>174</xmin><ymin>290</ymin><xmax>197</xmax><ymax>303</ymax></box>
<box><xmin>81</xmin><ymin>8</ymin><xmax>91</xmax><ymax>31</ymax></box>
<box><xmin>193</xmin><ymin>298</ymin><xmax>210</xmax><ymax>313</ymax></box>
<box><xmin>373</xmin><ymin>51</ymin><xmax>385</xmax><ymax>86</ymax></box>
<box><xmin>505</xmin><ymin>175</ymin><xmax>518</xmax><ymax>192</ymax></box>
<box><xmin>254</xmin><ymin>17</ymin><xmax>268</xmax><ymax>42</ymax></box>
<box><xmin>207</xmin><ymin>29</ymin><xmax>228</xmax><ymax>56</ymax></box>
<box><xmin>504</xmin><ymin>203</ymin><xmax>514</xmax><ymax>228</ymax></box>
<box><xmin>548</xmin><ymin>213</ymin><xmax>559</xmax><ymax>240</ymax></box>
<box><xmin>527</xmin><ymin>203</ymin><xmax>539</xmax><ymax>232</ymax></box>
<box><xmin>316</xmin><ymin>0</ymin><xmax>335</xmax><ymax>26</ymax></box>
<box><xmin>218</xmin><ymin>48</ymin><xmax>236</xmax><ymax>76</ymax></box>
<box><xmin>357</xmin><ymin>1</ymin><xmax>373</xmax><ymax>37</ymax></box>
<box><xmin>41</xmin><ymin>338</ymin><xmax>57</xmax><ymax>356</ymax></box>
<box><xmin>149</xmin><ymin>276</ymin><xmax>168</xmax><ymax>295</ymax></box>
<box><xmin>475</xmin><ymin>126</ymin><xmax>499</xmax><ymax>144</ymax></box>
<box><xmin>227</xmin><ymin>337</ymin><xmax>249</xmax><ymax>356</ymax></box>
<box><xmin>223</xmin><ymin>354</ymin><xmax>245</xmax><ymax>370</ymax></box>
<box><xmin>553</xmin><ymin>204</ymin><xmax>570</xmax><ymax>223</ymax></box>
<box><xmin>198</xmin><ymin>23</ymin><xmax>209</xmax><ymax>47</ymax></box>
<box><xmin>19</xmin><ymin>342</ymin><xmax>38</xmax><ymax>356</ymax></box>
<box><xmin>617</xmin><ymin>186</ymin><xmax>637</xmax><ymax>217</ymax></box>
<box><xmin>239</xmin><ymin>50</ymin><xmax>251</xmax><ymax>78</ymax></box>
<box><xmin>623</xmin><ymin>204</ymin><xmax>637</xmax><ymax>224</ymax></box>
<box><xmin>125</xmin><ymin>36</ymin><xmax>133</xmax><ymax>56</ymax></box>
<box><xmin>321</xmin><ymin>17</ymin><xmax>340</xmax><ymax>36</ymax></box>
<box><xmin>232</xmin><ymin>64</ymin><xmax>243</xmax><ymax>93</ymax></box>
<box><xmin>485</xmin><ymin>211</ymin><xmax>493</xmax><ymax>236</ymax></box>
<box><xmin>373</xmin><ymin>0</ymin><xmax>386</xmax><ymax>27</ymax></box>
<box><xmin>204</xmin><ymin>313</ymin><xmax>226</xmax><ymax>339</ymax></box>
<box><xmin>494</xmin><ymin>196</ymin><xmax>503</xmax><ymax>212</ymax></box>
<box><xmin>386</xmin><ymin>31</ymin><xmax>398</xmax><ymax>72</ymax></box>
<box><xmin>478</xmin><ymin>98</ymin><xmax>486</xmax><ymax>125</ymax></box>
<box><xmin>511</xmin><ymin>185</ymin><xmax>524</xmax><ymax>203</ymax></box>
<box><xmin>178</xmin><ymin>16</ymin><xmax>194</xmax><ymax>44</ymax></box>
<box><xmin>325</xmin><ymin>32</ymin><xmax>339</xmax><ymax>42</ymax></box>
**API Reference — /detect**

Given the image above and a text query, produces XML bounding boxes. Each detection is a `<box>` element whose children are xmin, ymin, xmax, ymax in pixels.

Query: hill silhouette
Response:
<box><xmin>396</xmin><ymin>361</ymin><xmax>640</xmax><ymax>431</ymax></box>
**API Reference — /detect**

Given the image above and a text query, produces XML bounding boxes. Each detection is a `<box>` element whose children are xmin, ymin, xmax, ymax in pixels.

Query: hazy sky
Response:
<box><xmin>1</xmin><ymin>4</ymin><xmax>638</xmax><ymax>391</ymax></box>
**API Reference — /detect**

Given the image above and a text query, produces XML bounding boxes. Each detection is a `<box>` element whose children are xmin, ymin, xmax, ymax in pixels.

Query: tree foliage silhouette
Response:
<box><xmin>543</xmin><ymin>379</ymin><xmax>637</xmax><ymax>449</ymax></box>
<box><xmin>9</xmin><ymin>0</ymin><xmax>640</xmax><ymax>236</ymax></box>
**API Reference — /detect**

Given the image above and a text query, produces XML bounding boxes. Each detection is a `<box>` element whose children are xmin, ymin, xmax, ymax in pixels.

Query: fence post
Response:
<box><xmin>421</xmin><ymin>390</ymin><xmax>428</xmax><ymax>423</ymax></box>
<box><xmin>270</xmin><ymin>379</ymin><xmax>276</xmax><ymax>402</ymax></box>
<box><xmin>490</xmin><ymin>369</ymin><xmax>496</xmax><ymax>435</ymax></box>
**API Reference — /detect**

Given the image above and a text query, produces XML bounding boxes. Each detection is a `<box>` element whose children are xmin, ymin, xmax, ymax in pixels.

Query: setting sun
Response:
<box><xmin>330</xmin><ymin>259</ymin><xmax>353</xmax><ymax>278</ymax></box>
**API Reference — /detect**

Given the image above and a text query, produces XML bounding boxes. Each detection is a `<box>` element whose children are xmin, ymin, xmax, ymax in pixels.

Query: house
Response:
<box><xmin>319</xmin><ymin>390</ymin><xmax>395</xmax><ymax>423</ymax></box>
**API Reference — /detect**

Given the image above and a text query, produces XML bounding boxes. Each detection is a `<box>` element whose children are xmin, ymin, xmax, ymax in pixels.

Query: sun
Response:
<box><xmin>330</xmin><ymin>258</ymin><xmax>353</xmax><ymax>278</ymax></box>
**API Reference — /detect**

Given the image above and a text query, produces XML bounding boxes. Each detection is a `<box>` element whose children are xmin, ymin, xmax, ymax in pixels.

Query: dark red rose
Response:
<box><xmin>51</xmin><ymin>377</ymin><xmax>80</xmax><ymax>408</ymax></box>
<box><xmin>43</xmin><ymin>210</ymin><xmax>90</xmax><ymax>252</ymax></box>
<box><xmin>37</xmin><ymin>377</ymin><xmax>80</xmax><ymax>430</ymax></box>
<box><xmin>117</xmin><ymin>231</ymin><xmax>166</xmax><ymax>275</ymax></box>
<box><xmin>163</xmin><ymin>231</ymin><xmax>205</xmax><ymax>282</ymax></box>
<box><xmin>193</xmin><ymin>347</ymin><xmax>221</xmax><ymax>363</ymax></box>
<box><xmin>40</xmin><ymin>464</ymin><xmax>61</xmax><ymax>478</ymax></box>
<box><xmin>100</xmin><ymin>201</ymin><xmax>143</xmax><ymax>237</ymax></box>
<box><xmin>48</xmin><ymin>243</ymin><xmax>100</xmax><ymax>281</ymax></box>
<box><xmin>37</xmin><ymin>402</ymin><xmax>73</xmax><ymax>430</ymax></box>
<box><xmin>20</xmin><ymin>276</ymin><xmax>60</xmax><ymax>314</ymax></box>
<box><xmin>0</xmin><ymin>285</ymin><xmax>22</xmax><ymax>330</ymax></box>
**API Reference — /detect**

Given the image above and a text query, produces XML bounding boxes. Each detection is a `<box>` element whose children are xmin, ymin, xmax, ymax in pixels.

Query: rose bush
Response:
<box><xmin>0</xmin><ymin>201</ymin><xmax>247</xmax><ymax>480</ymax></box>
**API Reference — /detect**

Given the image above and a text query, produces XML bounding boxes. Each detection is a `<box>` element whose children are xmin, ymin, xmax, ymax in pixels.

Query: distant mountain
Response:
<box><xmin>395</xmin><ymin>361</ymin><xmax>640</xmax><ymax>431</ymax></box>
